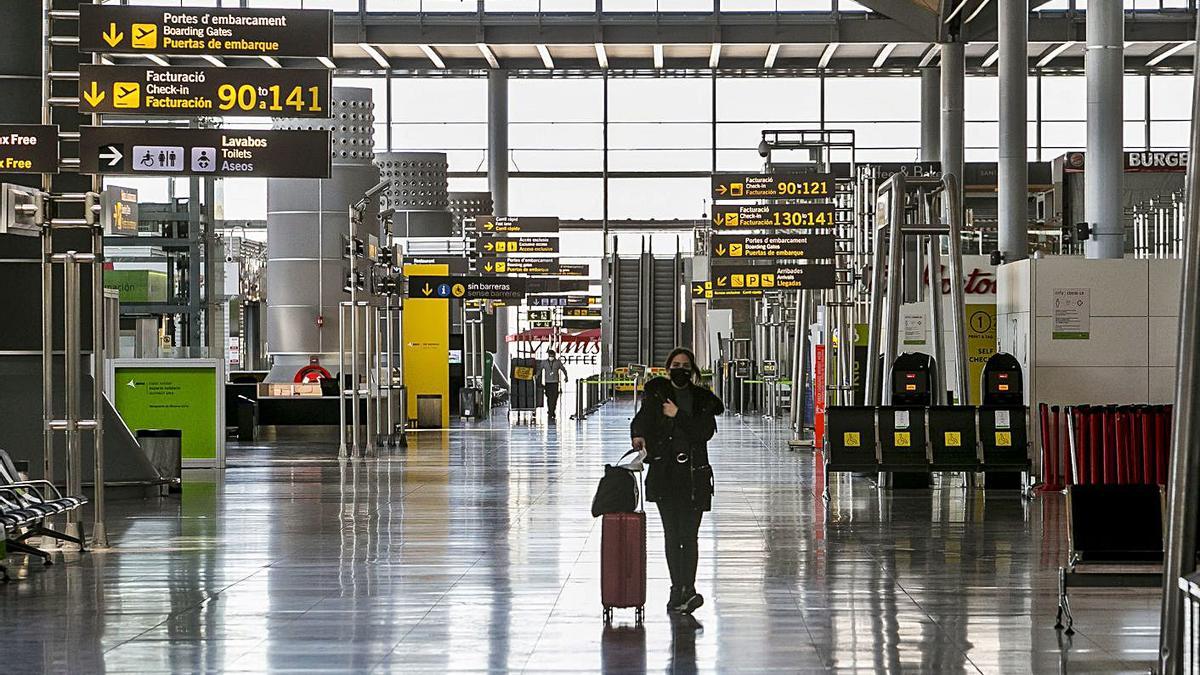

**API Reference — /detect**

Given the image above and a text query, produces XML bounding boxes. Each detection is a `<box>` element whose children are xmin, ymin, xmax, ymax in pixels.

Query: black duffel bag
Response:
<box><xmin>591</xmin><ymin>450</ymin><xmax>641</xmax><ymax>517</ymax></box>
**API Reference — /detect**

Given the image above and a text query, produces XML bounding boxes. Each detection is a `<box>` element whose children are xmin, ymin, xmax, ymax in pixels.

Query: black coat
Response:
<box><xmin>629</xmin><ymin>377</ymin><xmax>725</xmax><ymax>510</ymax></box>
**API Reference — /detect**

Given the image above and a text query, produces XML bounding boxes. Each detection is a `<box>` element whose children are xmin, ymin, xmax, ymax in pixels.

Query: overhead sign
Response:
<box><xmin>712</xmin><ymin>203</ymin><xmax>835</xmax><ymax>229</ymax></box>
<box><xmin>479</xmin><ymin>257</ymin><xmax>557</xmax><ymax>275</ymax></box>
<box><xmin>101</xmin><ymin>185</ymin><xmax>139</xmax><ymax>236</ymax></box>
<box><xmin>408</xmin><ymin>275</ymin><xmax>527</xmax><ymax>301</ymax></box>
<box><xmin>480</xmin><ymin>237</ymin><xmax>559</xmax><ymax>255</ymax></box>
<box><xmin>1062</xmin><ymin>150</ymin><xmax>1191</xmax><ymax>174</ymax></box>
<box><xmin>528</xmin><ymin>294</ymin><xmax>600</xmax><ymax>307</ymax></box>
<box><xmin>78</xmin><ymin>65</ymin><xmax>329</xmax><ymax>118</ymax></box>
<box><xmin>81</xmin><ymin>126</ymin><xmax>330</xmax><ymax>178</ymax></box>
<box><xmin>711</xmin><ymin>234</ymin><xmax>836</xmax><ymax>260</ymax></box>
<box><xmin>478</xmin><ymin>216</ymin><xmax>559</xmax><ymax>235</ymax></box>
<box><xmin>406</xmin><ymin>256</ymin><xmax>469</xmax><ymax>274</ymax></box>
<box><xmin>565</xmin><ymin>307</ymin><xmax>602</xmax><ymax>318</ymax></box>
<box><xmin>556</xmin><ymin>263</ymin><xmax>590</xmax><ymax>278</ymax></box>
<box><xmin>712</xmin><ymin>173</ymin><xmax>834</xmax><ymax>200</ymax></box>
<box><xmin>691</xmin><ymin>264</ymin><xmax>838</xmax><ymax>298</ymax></box>
<box><xmin>79</xmin><ymin>5</ymin><xmax>333</xmax><ymax>57</ymax></box>
<box><xmin>527</xmin><ymin>279</ymin><xmax>590</xmax><ymax>294</ymax></box>
<box><xmin>0</xmin><ymin>125</ymin><xmax>59</xmax><ymax>174</ymax></box>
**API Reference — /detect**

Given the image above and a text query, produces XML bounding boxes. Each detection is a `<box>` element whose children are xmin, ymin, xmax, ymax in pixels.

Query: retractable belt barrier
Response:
<box><xmin>1037</xmin><ymin>403</ymin><xmax>1172</xmax><ymax>491</ymax></box>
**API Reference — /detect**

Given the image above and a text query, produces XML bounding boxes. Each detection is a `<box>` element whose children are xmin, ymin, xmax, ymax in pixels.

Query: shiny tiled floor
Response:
<box><xmin>0</xmin><ymin>400</ymin><xmax>1162</xmax><ymax>673</ymax></box>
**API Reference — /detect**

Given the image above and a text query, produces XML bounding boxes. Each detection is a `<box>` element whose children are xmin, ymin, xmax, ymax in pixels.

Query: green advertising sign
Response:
<box><xmin>113</xmin><ymin>365</ymin><xmax>218</xmax><ymax>462</ymax></box>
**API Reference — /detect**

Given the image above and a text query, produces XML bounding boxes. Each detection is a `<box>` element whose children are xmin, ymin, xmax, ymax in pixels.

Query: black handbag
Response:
<box><xmin>591</xmin><ymin>450</ymin><xmax>641</xmax><ymax>517</ymax></box>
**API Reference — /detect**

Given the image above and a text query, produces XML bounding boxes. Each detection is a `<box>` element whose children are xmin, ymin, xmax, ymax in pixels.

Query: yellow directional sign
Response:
<box><xmin>80</xmin><ymin>6</ymin><xmax>334</xmax><ymax>58</ymax></box>
<box><xmin>712</xmin><ymin>203</ymin><xmax>835</xmax><ymax>229</ymax></box>
<box><xmin>712</xmin><ymin>173</ymin><xmax>835</xmax><ymax>201</ymax></box>
<box><xmin>130</xmin><ymin>23</ymin><xmax>157</xmax><ymax>49</ymax></box>
<box><xmin>102</xmin><ymin>23</ymin><xmax>124</xmax><ymax>48</ymax></box>
<box><xmin>711</xmin><ymin>234</ymin><xmax>836</xmax><ymax>259</ymax></box>
<box><xmin>78</xmin><ymin>66</ymin><xmax>330</xmax><ymax>118</ymax></box>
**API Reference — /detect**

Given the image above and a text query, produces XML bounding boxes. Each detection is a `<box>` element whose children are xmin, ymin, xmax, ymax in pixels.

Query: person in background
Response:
<box><xmin>539</xmin><ymin>349</ymin><xmax>568</xmax><ymax>422</ymax></box>
<box><xmin>630</xmin><ymin>347</ymin><xmax>723</xmax><ymax>615</ymax></box>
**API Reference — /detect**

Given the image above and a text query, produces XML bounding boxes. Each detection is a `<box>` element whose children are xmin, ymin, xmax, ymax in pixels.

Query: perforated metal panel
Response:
<box><xmin>273</xmin><ymin>87</ymin><xmax>374</xmax><ymax>167</ymax></box>
<box><xmin>376</xmin><ymin>152</ymin><xmax>449</xmax><ymax>211</ymax></box>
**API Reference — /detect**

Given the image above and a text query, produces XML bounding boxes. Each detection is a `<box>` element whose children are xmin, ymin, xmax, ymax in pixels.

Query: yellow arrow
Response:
<box><xmin>716</xmin><ymin>184</ymin><xmax>728</xmax><ymax>195</ymax></box>
<box><xmin>102</xmin><ymin>23</ymin><xmax>124</xmax><ymax>47</ymax></box>
<box><xmin>484</xmin><ymin>242</ymin><xmax>493</xmax><ymax>251</ymax></box>
<box><xmin>717</xmin><ymin>276</ymin><xmax>728</xmax><ymax>287</ymax></box>
<box><xmin>82</xmin><ymin>82</ymin><xmax>106</xmax><ymax>107</ymax></box>
<box><xmin>693</xmin><ymin>285</ymin><xmax>704</xmax><ymax>295</ymax></box>
<box><xmin>713</xmin><ymin>214</ymin><xmax>724</xmax><ymax>226</ymax></box>
<box><xmin>421</xmin><ymin>283</ymin><xmax>433</xmax><ymax>296</ymax></box>
<box><xmin>715</xmin><ymin>245</ymin><xmax>726</xmax><ymax>256</ymax></box>
<box><xmin>484</xmin><ymin>222</ymin><xmax>494</xmax><ymax>230</ymax></box>
<box><xmin>484</xmin><ymin>263</ymin><xmax>493</xmax><ymax>272</ymax></box>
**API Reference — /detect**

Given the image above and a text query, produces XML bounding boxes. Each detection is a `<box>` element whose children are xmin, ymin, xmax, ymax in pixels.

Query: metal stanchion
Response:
<box><xmin>338</xmin><ymin>301</ymin><xmax>349</xmax><ymax>458</ymax></box>
<box><xmin>90</xmin><ymin>227</ymin><xmax>108</xmax><ymax>547</ymax></box>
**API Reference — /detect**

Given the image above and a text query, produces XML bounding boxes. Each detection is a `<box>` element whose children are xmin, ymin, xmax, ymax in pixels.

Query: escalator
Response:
<box><xmin>612</xmin><ymin>253</ymin><xmax>681</xmax><ymax>369</ymax></box>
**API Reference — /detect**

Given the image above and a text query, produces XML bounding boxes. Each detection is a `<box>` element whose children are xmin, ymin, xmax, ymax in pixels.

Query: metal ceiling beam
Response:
<box><xmin>848</xmin><ymin>0</ymin><xmax>938</xmax><ymax>38</ymax></box>
<box><xmin>333</xmin><ymin>11</ymin><xmax>1196</xmax><ymax>47</ymax></box>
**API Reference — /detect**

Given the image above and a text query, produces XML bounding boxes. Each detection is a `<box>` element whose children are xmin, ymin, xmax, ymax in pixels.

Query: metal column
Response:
<box><xmin>940</xmin><ymin>42</ymin><xmax>965</xmax><ymax>222</ymax></box>
<box><xmin>1084</xmin><ymin>0</ymin><xmax>1125</xmax><ymax>259</ymax></box>
<box><xmin>920</xmin><ymin>67</ymin><xmax>940</xmax><ymax>162</ymax></box>
<box><xmin>488</xmin><ymin>69</ymin><xmax>511</xmax><ymax>371</ymax></box>
<box><xmin>999</xmin><ymin>0</ymin><xmax>1030</xmax><ymax>262</ymax></box>
<box><xmin>1158</xmin><ymin>31</ymin><xmax>1200</xmax><ymax>673</ymax></box>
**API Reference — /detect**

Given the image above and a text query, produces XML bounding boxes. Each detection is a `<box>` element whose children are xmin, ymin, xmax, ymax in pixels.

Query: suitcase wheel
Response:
<box><xmin>635</xmin><ymin>607</ymin><xmax>644</xmax><ymax>625</ymax></box>
<box><xmin>603</xmin><ymin>607</ymin><xmax>613</xmax><ymax>624</ymax></box>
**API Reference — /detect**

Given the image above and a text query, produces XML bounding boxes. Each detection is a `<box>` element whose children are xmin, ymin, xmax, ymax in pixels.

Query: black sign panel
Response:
<box><xmin>480</xmin><ymin>237</ymin><xmax>559</xmax><ymax>255</ymax></box>
<box><xmin>711</xmin><ymin>234</ymin><xmax>836</xmax><ymax>260</ymax></box>
<box><xmin>565</xmin><ymin>307</ymin><xmax>602</xmax><ymax>318</ymax></box>
<box><xmin>479</xmin><ymin>257</ymin><xmax>558</xmax><ymax>275</ymax></box>
<box><xmin>692</xmin><ymin>264</ymin><xmax>838</xmax><ymax>298</ymax></box>
<box><xmin>526</xmin><ymin>279</ymin><xmax>591</xmax><ymax>295</ymax></box>
<box><xmin>478</xmin><ymin>216</ymin><xmax>560</xmax><ymax>235</ymax></box>
<box><xmin>408</xmin><ymin>276</ymin><xmax>526</xmax><ymax>301</ymax></box>
<box><xmin>529</xmin><ymin>295</ymin><xmax>601</xmax><ymax>307</ymax></box>
<box><xmin>81</xmin><ymin>126</ymin><xmax>330</xmax><ymax>178</ymax></box>
<box><xmin>101</xmin><ymin>185</ymin><xmax>139</xmax><ymax>236</ymax></box>
<box><xmin>79</xmin><ymin>65</ymin><xmax>330</xmax><ymax>118</ymax></box>
<box><xmin>711</xmin><ymin>203</ymin><xmax>836</xmax><ymax>229</ymax></box>
<box><xmin>556</xmin><ymin>263</ymin><xmax>590</xmax><ymax>278</ymax></box>
<box><xmin>712</xmin><ymin>173</ymin><xmax>835</xmax><ymax>200</ymax></box>
<box><xmin>0</xmin><ymin>125</ymin><xmax>59</xmax><ymax>174</ymax></box>
<box><xmin>405</xmin><ymin>257</ymin><xmax>470</xmax><ymax>274</ymax></box>
<box><xmin>79</xmin><ymin>6</ymin><xmax>333</xmax><ymax>57</ymax></box>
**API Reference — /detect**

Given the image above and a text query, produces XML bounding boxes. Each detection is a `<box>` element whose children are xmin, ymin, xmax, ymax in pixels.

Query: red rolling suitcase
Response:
<box><xmin>601</xmin><ymin>511</ymin><xmax>647</xmax><ymax>623</ymax></box>
<box><xmin>600</xmin><ymin>455</ymin><xmax>646</xmax><ymax>625</ymax></box>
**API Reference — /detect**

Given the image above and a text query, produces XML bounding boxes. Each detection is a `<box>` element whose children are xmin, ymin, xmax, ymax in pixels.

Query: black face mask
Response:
<box><xmin>669</xmin><ymin>366</ymin><xmax>691</xmax><ymax>387</ymax></box>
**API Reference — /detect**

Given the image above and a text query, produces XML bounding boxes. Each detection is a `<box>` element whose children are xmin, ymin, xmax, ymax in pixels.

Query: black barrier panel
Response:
<box><xmin>824</xmin><ymin>406</ymin><xmax>878</xmax><ymax>471</ymax></box>
<box><xmin>979</xmin><ymin>406</ymin><xmax>1030</xmax><ymax>469</ymax></box>
<box><xmin>877</xmin><ymin>407</ymin><xmax>929</xmax><ymax>469</ymax></box>
<box><xmin>928</xmin><ymin>406</ymin><xmax>980</xmax><ymax>470</ymax></box>
<box><xmin>1067</xmin><ymin>484</ymin><xmax>1164</xmax><ymax>564</ymax></box>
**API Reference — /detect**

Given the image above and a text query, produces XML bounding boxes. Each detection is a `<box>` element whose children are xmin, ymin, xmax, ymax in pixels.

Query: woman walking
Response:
<box><xmin>630</xmin><ymin>347</ymin><xmax>724</xmax><ymax>615</ymax></box>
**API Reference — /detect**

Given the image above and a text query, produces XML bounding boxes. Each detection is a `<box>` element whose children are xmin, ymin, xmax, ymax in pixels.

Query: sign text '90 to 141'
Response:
<box><xmin>712</xmin><ymin>173</ymin><xmax>834</xmax><ymax>200</ymax></box>
<box><xmin>78</xmin><ymin>65</ymin><xmax>329</xmax><ymax>118</ymax></box>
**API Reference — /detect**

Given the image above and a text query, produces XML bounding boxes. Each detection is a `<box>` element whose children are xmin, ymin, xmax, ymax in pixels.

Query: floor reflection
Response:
<box><xmin>0</xmin><ymin>401</ymin><xmax>1161</xmax><ymax>673</ymax></box>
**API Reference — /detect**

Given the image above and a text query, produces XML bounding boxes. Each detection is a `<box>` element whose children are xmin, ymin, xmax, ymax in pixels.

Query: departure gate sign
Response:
<box><xmin>712</xmin><ymin>203</ymin><xmax>835</xmax><ymax>229</ymax></box>
<box><xmin>711</xmin><ymin>234</ymin><xmax>836</xmax><ymax>260</ymax></box>
<box><xmin>0</xmin><ymin>125</ymin><xmax>59</xmax><ymax>174</ymax></box>
<box><xmin>712</xmin><ymin>173</ymin><xmax>834</xmax><ymax>200</ymax></box>
<box><xmin>78</xmin><ymin>66</ymin><xmax>330</xmax><ymax>118</ymax></box>
<box><xmin>80</xmin><ymin>126</ymin><xmax>331</xmax><ymax>178</ymax></box>
<box><xmin>79</xmin><ymin>6</ymin><xmax>333</xmax><ymax>57</ymax></box>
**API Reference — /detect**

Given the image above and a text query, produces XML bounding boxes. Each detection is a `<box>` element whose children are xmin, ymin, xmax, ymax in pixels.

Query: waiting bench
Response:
<box><xmin>0</xmin><ymin>449</ymin><xmax>88</xmax><ymax>577</ymax></box>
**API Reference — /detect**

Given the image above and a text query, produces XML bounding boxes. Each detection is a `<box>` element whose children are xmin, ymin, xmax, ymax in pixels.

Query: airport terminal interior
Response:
<box><xmin>5</xmin><ymin>0</ymin><xmax>1200</xmax><ymax>673</ymax></box>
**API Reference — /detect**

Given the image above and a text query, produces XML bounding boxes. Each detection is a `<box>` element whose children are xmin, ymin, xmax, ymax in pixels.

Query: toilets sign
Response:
<box><xmin>80</xmin><ymin>126</ymin><xmax>331</xmax><ymax>178</ymax></box>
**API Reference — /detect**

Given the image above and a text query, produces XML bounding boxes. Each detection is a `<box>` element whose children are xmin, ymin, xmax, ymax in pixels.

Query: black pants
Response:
<box><xmin>544</xmin><ymin>382</ymin><xmax>560</xmax><ymax>416</ymax></box>
<box><xmin>657</xmin><ymin>502</ymin><xmax>704</xmax><ymax>590</ymax></box>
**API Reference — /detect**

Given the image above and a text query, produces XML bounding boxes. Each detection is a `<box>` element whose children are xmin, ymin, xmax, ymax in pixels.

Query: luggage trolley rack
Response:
<box><xmin>821</xmin><ymin>405</ymin><xmax>1032</xmax><ymax>500</ymax></box>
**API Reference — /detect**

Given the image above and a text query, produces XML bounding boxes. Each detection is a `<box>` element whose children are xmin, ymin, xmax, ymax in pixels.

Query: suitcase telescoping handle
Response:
<box><xmin>617</xmin><ymin>448</ymin><xmax>647</xmax><ymax>514</ymax></box>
